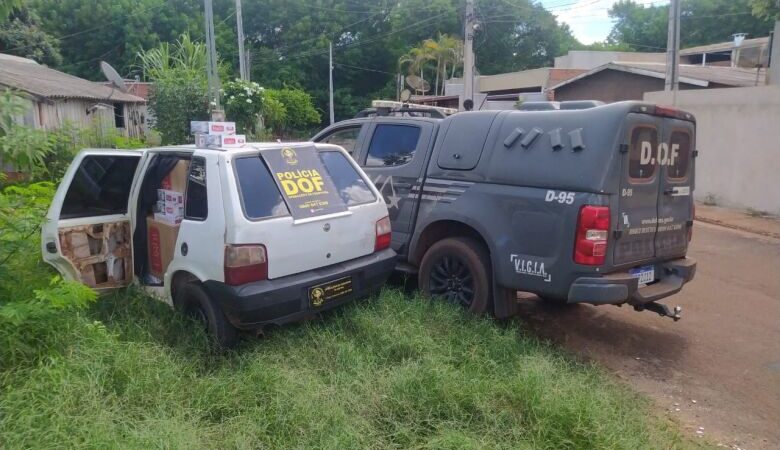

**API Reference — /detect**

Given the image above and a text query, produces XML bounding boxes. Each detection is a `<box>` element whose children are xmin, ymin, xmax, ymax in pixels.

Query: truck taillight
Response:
<box><xmin>374</xmin><ymin>216</ymin><xmax>392</xmax><ymax>252</ymax></box>
<box><xmin>224</xmin><ymin>244</ymin><xmax>267</xmax><ymax>285</ymax></box>
<box><xmin>574</xmin><ymin>206</ymin><xmax>610</xmax><ymax>265</ymax></box>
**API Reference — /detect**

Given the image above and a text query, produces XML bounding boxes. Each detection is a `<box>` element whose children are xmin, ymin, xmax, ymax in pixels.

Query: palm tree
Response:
<box><xmin>398</xmin><ymin>46</ymin><xmax>435</xmax><ymax>94</ymax></box>
<box><xmin>399</xmin><ymin>35</ymin><xmax>463</xmax><ymax>96</ymax></box>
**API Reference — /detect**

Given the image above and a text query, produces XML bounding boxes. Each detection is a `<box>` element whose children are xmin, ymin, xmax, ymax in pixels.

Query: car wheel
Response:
<box><xmin>176</xmin><ymin>282</ymin><xmax>238</xmax><ymax>348</ymax></box>
<box><xmin>419</xmin><ymin>237</ymin><xmax>490</xmax><ymax>315</ymax></box>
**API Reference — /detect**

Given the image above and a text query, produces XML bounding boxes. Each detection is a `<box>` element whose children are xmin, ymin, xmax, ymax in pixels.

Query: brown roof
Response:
<box><xmin>548</xmin><ymin>62</ymin><xmax>766</xmax><ymax>90</ymax></box>
<box><xmin>0</xmin><ymin>55</ymin><xmax>145</xmax><ymax>103</ymax></box>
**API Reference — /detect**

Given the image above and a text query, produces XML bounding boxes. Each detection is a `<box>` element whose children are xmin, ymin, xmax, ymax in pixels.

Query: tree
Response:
<box><xmin>138</xmin><ymin>34</ymin><xmax>210</xmax><ymax>145</ymax></box>
<box><xmin>0</xmin><ymin>0</ymin><xmax>24</xmax><ymax>22</ymax></box>
<box><xmin>0</xmin><ymin>7</ymin><xmax>61</xmax><ymax>66</ymax></box>
<box><xmin>607</xmin><ymin>0</ymin><xmax>776</xmax><ymax>51</ymax></box>
<box><xmin>750</xmin><ymin>0</ymin><xmax>780</xmax><ymax>20</ymax></box>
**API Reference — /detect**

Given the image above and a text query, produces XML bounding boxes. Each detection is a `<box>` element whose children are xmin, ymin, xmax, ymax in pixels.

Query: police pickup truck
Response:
<box><xmin>313</xmin><ymin>101</ymin><xmax>697</xmax><ymax>320</ymax></box>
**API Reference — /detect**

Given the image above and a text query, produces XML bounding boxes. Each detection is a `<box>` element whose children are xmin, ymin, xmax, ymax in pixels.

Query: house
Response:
<box><xmin>0</xmin><ymin>53</ymin><xmax>147</xmax><ymax>138</ymax></box>
<box><xmin>547</xmin><ymin>62</ymin><xmax>766</xmax><ymax>103</ymax></box>
<box><xmin>679</xmin><ymin>37</ymin><xmax>770</xmax><ymax>68</ymax></box>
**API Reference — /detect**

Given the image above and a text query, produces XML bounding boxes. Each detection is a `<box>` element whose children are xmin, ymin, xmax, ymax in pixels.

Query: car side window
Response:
<box><xmin>365</xmin><ymin>124</ymin><xmax>420</xmax><ymax>167</ymax></box>
<box><xmin>185</xmin><ymin>156</ymin><xmax>208</xmax><ymax>220</ymax></box>
<box><xmin>60</xmin><ymin>155</ymin><xmax>140</xmax><ymax>219</ymax></box>
<box><xmin>320</xmin><ymin>127</ymin><xmax>360</xmax><ymax>155</ymax></box>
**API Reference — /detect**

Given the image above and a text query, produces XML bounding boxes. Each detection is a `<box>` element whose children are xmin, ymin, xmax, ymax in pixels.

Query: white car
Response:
<box><xmin>42</xmin><ymin>142</ymin><xmax>395</xmax><ymax>347</ymax></box>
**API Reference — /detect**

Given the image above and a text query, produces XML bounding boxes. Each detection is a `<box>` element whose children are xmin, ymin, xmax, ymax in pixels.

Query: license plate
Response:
<box><xmin>308</xmin><ymin>276</ymin><xmax>353</xmax><ymax>307</ymax></box>
<box><xmin>629</xmin><ymin>266</ymin><xmax>655</xmax><ymax>285</ymax></box>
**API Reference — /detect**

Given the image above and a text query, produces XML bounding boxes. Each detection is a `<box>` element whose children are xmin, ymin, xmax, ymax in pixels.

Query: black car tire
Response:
<box><xmin>176</xmin><ymin>282</ymin><xmax>238</xmax><ymax>348</ymax></box>
<box><xmin>419</xmin><ymin>237</ymin><xmax>491</xmax><ymax>315</ymax></box>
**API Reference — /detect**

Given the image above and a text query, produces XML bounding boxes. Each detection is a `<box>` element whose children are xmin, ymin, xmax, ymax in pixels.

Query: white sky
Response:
<box><xmin>538</xmin><ymin>0</ymin><xmax>670</xmax><ymax>44</ymax></box>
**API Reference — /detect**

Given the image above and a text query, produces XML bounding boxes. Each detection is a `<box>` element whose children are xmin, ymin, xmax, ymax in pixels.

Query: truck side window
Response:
<box><xmin>365</xmin><ymin>124</ymin><xmax>420</xmax><ymax>167</ymax></box>
<box><xmin>60</xmin><ymin>155</ymin><xmax>140</xmax><ymax>219</ymax></box>
<box><xmin>668</xmin><ymin>130</ymin><xmax>691</xmax><ymax>180</ymax></box>
<box><xmin>320</xmin><ymin>127</ymin><xmax>360</xmax><ymax>155</ymax></box>
<box><xmin>628</xmin><ymin>126</ymin><xmax>658</xmax><ymax>181</ymax></box>
<box><xmin>185</xmin><ymin>157</ymin><xmax>208</xmax><ymax>220</ymax></box>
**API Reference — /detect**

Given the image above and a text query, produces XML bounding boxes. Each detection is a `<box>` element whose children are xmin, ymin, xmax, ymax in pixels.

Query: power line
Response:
<box><xmin>333</xmin><ymin>62</ymin><xmax>395</xmax><ymax>75</ymax></box>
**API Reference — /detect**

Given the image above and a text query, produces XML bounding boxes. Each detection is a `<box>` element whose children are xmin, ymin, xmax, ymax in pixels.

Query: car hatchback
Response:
<box><xmin>42</xmin><ymin>142</ymin><xmax>396</xmax><ymax>347</ymax></box>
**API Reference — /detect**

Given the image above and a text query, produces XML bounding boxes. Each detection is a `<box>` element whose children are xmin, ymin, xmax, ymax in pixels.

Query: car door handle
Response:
<box><xmin>46</xmin><ymin>241</ymin><xmax>57</xmax><ymax>253</ymax></box>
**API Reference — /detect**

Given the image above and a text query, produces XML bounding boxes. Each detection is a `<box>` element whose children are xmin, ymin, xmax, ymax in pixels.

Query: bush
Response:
<box><xmin>148</xmin><ymin>77</ymin><xmax>209</xmax><ymax>145</ymax></box>
<box><xmin>222</xmin><ymin>79</ymin><xmax>266</xmax><ymax>136</ymax></box>
<box><xmin>266</xmin><ymin>88</ymin><xmax>320</xmax><ymax>138</ymax></box>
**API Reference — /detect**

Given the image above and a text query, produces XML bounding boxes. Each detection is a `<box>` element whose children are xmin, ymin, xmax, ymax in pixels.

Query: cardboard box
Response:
<box><xmin>154</xmin><ymin>212</ymin><xmax>182</xmax><ymax>225</ymax></box>
<box><xmin>191</xmin><ymin>121</ymin><xmax>236</xmax><ymax>135</ymax></box>
<box><xmin>195</xmin><ymin>133</ymin><xmax>247</xmax><ymax>148</ymax></box>
<box><xmin>160</xmin><ymin>160</ymin><xmax>190</xmax><ymax>192</ymax></box>
<box><xmin>147</xmin><ymin>216</ymin><xmax>180</xmax><ymax>279</ymax></box>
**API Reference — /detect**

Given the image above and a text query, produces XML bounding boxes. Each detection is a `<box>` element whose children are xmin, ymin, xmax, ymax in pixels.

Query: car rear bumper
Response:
<box><xmin>567</xmin><ymin>257</ymin><xmax>696</xmax><ymax>305</ymax></box>
<box><xmin>204</xmin><ymin>249</ymin><xmax>396</xmax><ymax>329</ymax></box>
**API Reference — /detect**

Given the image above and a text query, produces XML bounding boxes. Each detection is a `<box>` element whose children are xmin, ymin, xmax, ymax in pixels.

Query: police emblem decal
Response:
<box><xmin>281</xmin><ymin>147</ymin><xmax>298</xmax><ymax>165</ymax></box>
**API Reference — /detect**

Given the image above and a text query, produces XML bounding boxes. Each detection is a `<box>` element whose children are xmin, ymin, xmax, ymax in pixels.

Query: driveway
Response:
<box><xmin>514</xmin><ymin>221</ymin><xmax>780</xmax><ymax>449</ymax></box>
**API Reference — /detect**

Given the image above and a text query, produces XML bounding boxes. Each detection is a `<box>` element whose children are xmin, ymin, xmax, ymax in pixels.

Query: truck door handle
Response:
<box><xmin>46</xmin><ymin>241</ymin><xmax>57</xmax><ymax>253</ymax></box>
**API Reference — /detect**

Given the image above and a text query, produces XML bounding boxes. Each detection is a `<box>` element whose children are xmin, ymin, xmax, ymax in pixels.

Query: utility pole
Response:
<box><xmin>329</xmin><ymin>41</ymin><xmax>335</xmax><ymax>125</ymax></box>
<box><xmin>664</xmin><ymin>0</ymin><xmax>681</xmax><ymax>99</ymax></box>
<box><xmin>462</xmin><ymin>0</ymin><xmax>475</xmax><ymax>111</ymax></box>
<box><xmin>204</xmin><ymin>0</ymin><xmax>221</xmax><ymax>116</ymax></box>
<box><xmin>236</xmin><ymin>0</ymin><xmax>248</xmax><ymax>80</ymax></box>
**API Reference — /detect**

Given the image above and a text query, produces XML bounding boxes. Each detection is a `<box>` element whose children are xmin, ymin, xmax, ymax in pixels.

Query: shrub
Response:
<box><xmin>222</xmin><ymin>79</ymin><xmax>266</xmax><ymax>136</ymax></box>
<box><xmin>266</xmin><ymin>88</ymin><xmax>320</xmax><ymax>138</ymax></box>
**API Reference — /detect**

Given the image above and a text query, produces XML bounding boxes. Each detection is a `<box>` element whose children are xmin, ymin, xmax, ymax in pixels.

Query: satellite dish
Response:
<box><xmin>406</xmin><ymin>75</ymin><xmax>430</xmax><ymax>93</ymax></box>
<box><xmin>400</xmin><ymin>89</ymin><xmax>412</xmax><ymax>102</ymax></box>
<box><xmin>100</xmin><ymin>61</ymin><xmax>128</xmax><ymax>92</ymax></box>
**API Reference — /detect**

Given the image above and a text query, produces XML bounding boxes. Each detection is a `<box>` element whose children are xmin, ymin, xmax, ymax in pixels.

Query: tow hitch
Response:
<box><xmin>634</xmin><ymin>302</ymin><xmax>682</xmax><ymax>321</ymax></box>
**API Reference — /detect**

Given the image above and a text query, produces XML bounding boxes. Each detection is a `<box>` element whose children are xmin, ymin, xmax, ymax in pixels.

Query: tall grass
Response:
<box><xmin>1</xmin><ymin>286</ymin><xmax>701</xmax><ymax>450</ymax></box>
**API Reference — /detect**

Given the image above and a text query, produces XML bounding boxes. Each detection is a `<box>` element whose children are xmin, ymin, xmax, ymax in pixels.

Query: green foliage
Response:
<box><xmin>750</xmin><ymin>0</ymin><xmax>780</xmax><ymax>20</ymax></box>
<box><xmin>0</xmin><ymin>7</ymin><xmax>62</xmax><ymax>66</ymax></box>
<box><xmin>266</xmin><ymin>88</ymin><xmax>321</xmax><ymax>138</ymax></box>
<box><xmin>112</xmin><ymin>135</ymin><xmax>148</xmax><ymax>149</ymax></box>
<box><xmin>608</xmin><ymin>0</ymin><xmax>776</xmax><ymax>51</ymax></box>
<box><xmin>222</xmin><ymin>79</ymin><xmax>266</xmax><ymax>136</ymax></box>
<box><xmin>139</xmin><ymin>34</ymin><xmax>210</xmax><ymax>145</ymax></box>
<box><xmin>0</xmin><ymin>89</ymin><xmax>52</xmax><ymax>177</ymax></box>
<box><xmin>0</xmin><ymin>0</ymin><xmax>24</xmax><ymax>22</ymax></box>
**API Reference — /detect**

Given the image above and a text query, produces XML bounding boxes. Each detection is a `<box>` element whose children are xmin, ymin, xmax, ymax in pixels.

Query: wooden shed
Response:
<box><xmin>0</xmin><ymin>54</ymin><xmax>147</xmax><ymax>138</ymax></box>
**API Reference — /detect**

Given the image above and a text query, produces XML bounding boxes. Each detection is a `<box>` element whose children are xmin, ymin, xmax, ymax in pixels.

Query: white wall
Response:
<box><xmin>555</xmin><ymin>51</ymin><xmax>665</xmax><ymax>70</ymax></box>
<box><xmin>645</xmin><ymin>86</ymin><xmax>780</xmax><ymax>214</ymax></box>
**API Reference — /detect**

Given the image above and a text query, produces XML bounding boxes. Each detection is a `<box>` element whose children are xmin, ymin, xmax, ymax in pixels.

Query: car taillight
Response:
<box><xmin>374</xmin><ymin>216</ymin><xmax>391</xmax><ymax>252</ymax></box>
<box><xmin>574</xmin><ymin>206</ymin><xmax>610</xmax><ymax>265</ymax></box>
<box><xmin>224</xmin><ymin>244</ymin><xmax>267</xmax><ymax>286</ymax></box>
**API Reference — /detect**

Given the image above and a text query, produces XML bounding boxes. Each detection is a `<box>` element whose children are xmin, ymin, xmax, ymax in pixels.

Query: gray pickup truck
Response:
<box><xmin>312</xmin><ymin>101</ymin><xmax>697</xmax><ymax>320</ymax></box>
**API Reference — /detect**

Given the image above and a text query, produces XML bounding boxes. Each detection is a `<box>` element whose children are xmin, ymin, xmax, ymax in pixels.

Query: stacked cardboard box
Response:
<box><xmin>191</xmin><ymin>120</ymin><xmax>245</xmax><ymax>148</ymax></box>
<box><xmin>147</xmin><ymin>216</ymin><xmax>179</xmax><ymax>280</ymax></box>
<box><xmin>146</xmin><ymin>159</ymin><xmax>190</xmax><ymax>280</ymax></box>
<box><xmin>155</xmin><ymin>189</ymin><xmax>184</xmax><ymax>225</ymax></box>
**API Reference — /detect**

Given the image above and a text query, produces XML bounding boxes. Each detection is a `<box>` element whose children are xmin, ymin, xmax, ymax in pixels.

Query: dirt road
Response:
<box><xmin>514</xmin><ymin>221</ymin><xmax>780</xmax><ymax>449</ymax></box>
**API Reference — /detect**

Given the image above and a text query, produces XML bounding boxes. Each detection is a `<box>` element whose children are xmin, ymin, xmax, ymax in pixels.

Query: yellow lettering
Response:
<box><xmin>281</xmin><ymin>179</ymin><xmax>298</xmax><ymax>195</ymax></box>
<box><xmin>311</xmin><ymin>175</ymin><xmax>324</xmax><ymax>192</ymax></box>
<box><xmin>298</xmin><ymin>178</ymin><xmax>314</xmax><ymax>193</ymax></box>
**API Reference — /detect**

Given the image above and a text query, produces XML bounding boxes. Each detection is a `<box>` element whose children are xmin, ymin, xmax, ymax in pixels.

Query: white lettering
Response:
<box><xmin>640</xmin><ymin>141</ymin><xmax>653</xmax><ymax>165</ymax></box>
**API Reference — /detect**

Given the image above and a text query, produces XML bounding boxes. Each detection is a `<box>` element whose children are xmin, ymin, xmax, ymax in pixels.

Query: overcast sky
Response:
<box><xmin>538</xmin><ymin>0</ymin><xmax>670</xmax><ymax>44</ymax></box>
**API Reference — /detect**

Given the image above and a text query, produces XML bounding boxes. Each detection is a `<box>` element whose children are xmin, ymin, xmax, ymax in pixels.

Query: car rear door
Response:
<box><xmin>228</xmin><ymin>146</ymin><xmax>385</xmax><ymax>279</ymax></box>
<box><xmin>41</xmin><ymin>149</ymin><xmax>144</xmax><ymax>289</ymax></box>
<box><xmin>613</xmin><ymin>114</ymin><xmax>663</xmax><ymax>266</ymax></box>
<box><xmin>655</xmin><ymin>119</ymin><xmax>695</xmax><ymax>259</ymax></box>
<box><xmin>355</xmin><ymin>119</ymin><xmax>435</xmax><ymax>251</ymax></box>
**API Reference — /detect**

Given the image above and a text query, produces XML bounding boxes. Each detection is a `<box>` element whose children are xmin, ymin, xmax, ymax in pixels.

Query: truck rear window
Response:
<box><xmin>234</xmin><ymin>157</ymin><xmax>290</xmax><ymax>220</ymax></box>
<box><xmin>318</xmin><ymin>151</ymin><xmax>376</xmax><ymax>206</ymax></box>
<box><xmin>668</xmin><ymin>130</ymin><xmax>691</xmax><ymax>180</ymax></box>
<box><xmin>628</xmin><ymin>126</ymin><xmax>658</xmax><ymax>180</ymax></box>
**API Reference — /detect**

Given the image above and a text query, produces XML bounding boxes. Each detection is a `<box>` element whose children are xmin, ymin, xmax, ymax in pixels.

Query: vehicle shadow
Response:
<box><xmin>510</xmin><ymin>293</ymin><xmax>690</xmax><ymax>376</ymax></box>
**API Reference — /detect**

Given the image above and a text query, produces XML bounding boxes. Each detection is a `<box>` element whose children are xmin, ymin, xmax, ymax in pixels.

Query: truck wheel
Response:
<box><xmin>419</xmin><ymin>237</ymin><xmax>490</xmax><ymax>315</ymax></box>
<box><xmin>176</xmin><ymin>282</ymin><xmax>238</xmax><ymax>348</ymax></box>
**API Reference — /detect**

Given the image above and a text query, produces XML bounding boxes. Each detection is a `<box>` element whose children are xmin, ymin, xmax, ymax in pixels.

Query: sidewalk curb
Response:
<box><xmin>695</xmin><ymin>215</ymin><xmax>780</xmax><ymax>240</ymax></box>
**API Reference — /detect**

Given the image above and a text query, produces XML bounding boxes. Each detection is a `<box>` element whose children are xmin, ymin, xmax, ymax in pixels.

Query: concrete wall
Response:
<box><xmin>554</xmin><ymin>51</ymin><xmax>665</xmax><ymax>70</ymax></box>
<box><xmin>645</xmin><ymin>86</ymin><xmax>780</xmax><ymax>215</ymax></box>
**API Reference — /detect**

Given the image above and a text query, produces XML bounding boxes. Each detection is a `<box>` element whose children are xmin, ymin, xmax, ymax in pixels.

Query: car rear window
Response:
<box><xmin>628</xmin><ymin>126</ymin><xmax>658</xmax><ymax>181</ymax></box>
<box><xmin>668</xmin><ymin>130</ymin><xmax>691</xmax><ymax>180</ymax></box>
<box><xmin>318</xmin><ymin>151</ymin><xmax>376</xmax><ymax>206</ymax></box>
<box><xmin>234</xmin><ymin>156</ymin><xmax>290</xmax><ymax>219</ymax></box>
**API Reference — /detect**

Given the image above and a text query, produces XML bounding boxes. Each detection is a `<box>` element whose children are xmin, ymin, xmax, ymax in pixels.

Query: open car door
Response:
<box><xmin>41</xmin><ymin>150</ymin><xmax>144</xmax><ymax>289</ymax></box>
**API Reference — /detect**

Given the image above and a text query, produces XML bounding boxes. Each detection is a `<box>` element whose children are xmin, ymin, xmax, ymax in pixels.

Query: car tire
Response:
<box><xmin>176</xmin><ymin>282</ymin><xmax>238</xmax><ymax>348</ymax></box>
<box><xmin>419</xmin><ymin>237</ymin><xmax>491</xmax><ymax>315</ymax></box>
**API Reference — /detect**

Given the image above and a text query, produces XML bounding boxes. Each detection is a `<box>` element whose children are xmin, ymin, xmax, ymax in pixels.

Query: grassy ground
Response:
<box><xmin>1</xmin><ymin>285</ymin><xmax>707</xmax><ymax>450</ymax></box>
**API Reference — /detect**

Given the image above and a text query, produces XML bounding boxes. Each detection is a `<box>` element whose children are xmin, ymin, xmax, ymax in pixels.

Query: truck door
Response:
<box><xmin>355</xmin><ymin>119</ymin><xmax>434</xmax><ymax>252</ymax></box>
<box><xmin>613</xmin><ymin>114</ymin><xmax>663</xmax><ymax>266</ymax></box>
<box><xmin>41</xmin><ymin>150</ymin><xmax>144</xmax><ymax>289</ymax></box>
<box><xmin>656</xmin><ymin>119</ymin><xmax>695</xmax><ymax>258</ymax></box>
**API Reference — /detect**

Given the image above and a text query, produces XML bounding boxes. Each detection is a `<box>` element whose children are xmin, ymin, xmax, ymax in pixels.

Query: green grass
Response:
<box><xmin>0</xmin><ymin>286</ymin><xmax>706</xmax><ymax>450</ymax></box>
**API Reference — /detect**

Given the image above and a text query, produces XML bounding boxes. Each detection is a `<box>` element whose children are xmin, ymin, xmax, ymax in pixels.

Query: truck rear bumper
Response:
<box><xmin>204</xmin><ymin>249</ymin><xmax>396</xmax><ymax>330</ymax></box>
<box><xmin>567</xmin><ymin>257</ymin><xmax>696</xmax><ymax>305</ymax></box>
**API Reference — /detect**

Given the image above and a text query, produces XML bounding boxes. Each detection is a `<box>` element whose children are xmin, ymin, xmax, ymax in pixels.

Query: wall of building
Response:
<box><xmin>554</xmin><ymin>51</ymin><xmax>665</xmax><ymax>70</ymax></box>
<box><xmin>645</xmin><ymin>86</ymin><xmax>780</xmax><ymax>215</ymax></box>
<box><xmin>35</xmin><ymin>99</ymin><xmax>146</xmax><ymax>138</ymax></box>
<box><xmin>552</xmin><ymin>70</ymin><xmax>701</xmax><ymax>103</ymax></box>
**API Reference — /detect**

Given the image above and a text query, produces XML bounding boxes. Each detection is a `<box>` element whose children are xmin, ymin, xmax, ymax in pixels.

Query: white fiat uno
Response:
<box><xmin>42</xmin><ymin>143</ymin><xmax>395</xmax><ymax>347</ymax></box>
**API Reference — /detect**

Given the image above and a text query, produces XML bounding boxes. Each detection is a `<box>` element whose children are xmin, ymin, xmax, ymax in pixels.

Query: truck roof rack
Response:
<box><xmin>354</xmin><ymin>100</ymin><xmax>457</xmax><ymax>119</ymax></box>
